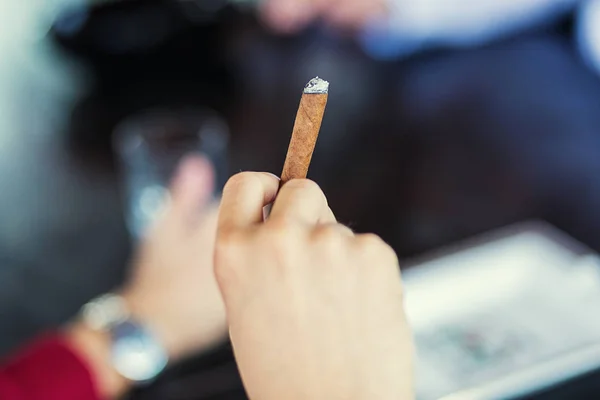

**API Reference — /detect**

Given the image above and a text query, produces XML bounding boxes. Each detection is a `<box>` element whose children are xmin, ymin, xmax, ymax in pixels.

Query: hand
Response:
<box><xmin>214</xmin><ymin>173</ymin><xmax>414</xmax><ymax>400</ymax></box>
<box><xmin>260</xmin><ymin>0</ymin><xmax>389</xmax><ymax>33</ymax></box>
<box><xmin>67</xmin><ymin>156</ymin><xmax>227</xmax><ymax>399</ymax></box>
<box><xmin>121</xmin><ymin>156</ymin><xmax>228</xmax><ymax>361</ymax></box>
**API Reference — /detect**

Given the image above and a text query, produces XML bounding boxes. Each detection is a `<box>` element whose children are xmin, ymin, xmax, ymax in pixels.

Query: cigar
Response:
<box><xmin>280</xmin><ymin>77</ymin><xmax>329</xmax><ymax>185</ymax></box>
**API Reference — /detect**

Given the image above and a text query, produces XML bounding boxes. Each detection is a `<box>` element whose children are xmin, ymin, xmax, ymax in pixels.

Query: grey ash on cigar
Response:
<box><xmin>279</xmin><ymin>77</ymin><xmax>329</xmax><ymax>185</ymax></box>
<box><xmin>304</xmin><ymin>77</ymin><xmax>330</xmax><ymax>94</ymax></box>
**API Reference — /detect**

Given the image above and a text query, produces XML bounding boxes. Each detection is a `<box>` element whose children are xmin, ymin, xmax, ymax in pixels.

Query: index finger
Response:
<box><xmin>218</xmin><ymin>172</ymin><xmax>280</xmax><ymax>232</ymax></box>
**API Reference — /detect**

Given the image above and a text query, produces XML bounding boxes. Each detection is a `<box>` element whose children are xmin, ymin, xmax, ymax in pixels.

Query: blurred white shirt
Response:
<box><xmin>577</xmin><ymin>0</ymin><xmax>600</xmax><ymax>75</ymax></box>
<box><xmin>361</xmin><ymin>0</ymin><xmax>585</xmax><ymax>59</ymax></box>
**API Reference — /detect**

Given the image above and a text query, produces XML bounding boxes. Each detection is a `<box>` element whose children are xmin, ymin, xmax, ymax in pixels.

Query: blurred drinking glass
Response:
<box><xmin>114</xmin><ymin>108</ymin><xmax>229</xmax><ymax>239</ymax></box>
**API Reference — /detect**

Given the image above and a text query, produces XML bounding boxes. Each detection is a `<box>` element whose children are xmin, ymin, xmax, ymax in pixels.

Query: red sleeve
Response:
<box><xmin>0</xmin><ymin>334</ymin><xmax>100</xmax><ymax>400</ymax></box>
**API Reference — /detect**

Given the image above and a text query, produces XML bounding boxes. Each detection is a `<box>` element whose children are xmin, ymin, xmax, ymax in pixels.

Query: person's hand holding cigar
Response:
<box><xmin>213</xmin><ymin>79</ymin><xmax>415</xmax><ymax>400</ymax></box>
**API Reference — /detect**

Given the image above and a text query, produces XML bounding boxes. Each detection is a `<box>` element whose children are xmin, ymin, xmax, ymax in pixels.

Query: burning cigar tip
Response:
<box><xmin>304</xmin><ymin>77</ymin><xmax>329</xmax><ymax>94</ymax></box>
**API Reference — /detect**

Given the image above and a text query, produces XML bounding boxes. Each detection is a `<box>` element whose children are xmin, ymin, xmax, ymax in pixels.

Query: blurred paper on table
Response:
<box><xmin>404</xmin><ymin>222</ymin><xmax>600</xmax><ymax>400</ymax></box>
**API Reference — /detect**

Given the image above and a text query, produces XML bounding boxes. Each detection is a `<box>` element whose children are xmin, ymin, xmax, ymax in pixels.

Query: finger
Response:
<box><xmin>270</xmin><ymin>179</ymin><xmax>330</xmax><ymax>225</ymax></box>
<box><xmin>354</xmin><ymin>233</ymin><xmax>400</xmax><ymax>269</ymax></box>
<box><xmin>265</xmin><ymin>202</ymin><xmax>335</xmax><ymax>224</ymax></box>
<box><xmin>218</xmin><ymin>172</ymin><xmax>280</xmax><ymax>232</ymax></box>
<box><xmin>170</xmin><ymin>155</ymin><xmax>215</xmax><ymax>223</ymax></box>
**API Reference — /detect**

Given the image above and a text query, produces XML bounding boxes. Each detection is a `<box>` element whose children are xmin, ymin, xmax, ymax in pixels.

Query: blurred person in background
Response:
<box><xmin>0</xmin><ymin>157</ymin><xmax>414</xmax><ymax>400</ymax></box>
<box><xmin>260</xmin><ymin>0</ymin><xmax>578</xmax><ymax>55</ymax></box>
<box><xmin>260</xmin><ymin>0</ymin><xmax>600</xmax><ymax>253</ymax></box>
<box><xmin>43</xmin><ymin>0</ymin><xmax>600</xmax><ymax>254</ymax></box>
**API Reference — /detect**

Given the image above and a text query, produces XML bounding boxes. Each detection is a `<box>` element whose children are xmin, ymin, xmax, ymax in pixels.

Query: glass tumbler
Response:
<box><xmin>114</xmin><ymin>108</ymin><xmax>228</xmax><ymax>239</ymax></box>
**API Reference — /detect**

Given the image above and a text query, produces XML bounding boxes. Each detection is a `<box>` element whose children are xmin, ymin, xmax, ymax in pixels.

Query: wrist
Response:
<box><xmin>76</xmin><ymin>293</ymin><xmax>170</xmax><ymax>385</ymax></box>
<box><xmin>119</xmin><ymin>289</ymin><xmax>226</xmax><ymax>361</ymax></box>
<box><xmin>64</xmin><ymin>322</ymin><xmax>131</xmax><ymax>399</ymax></box>
<box><xmin>119</xmin><ymin>291</ymin><xmax>185</xmax><ymax>361</ymax></box>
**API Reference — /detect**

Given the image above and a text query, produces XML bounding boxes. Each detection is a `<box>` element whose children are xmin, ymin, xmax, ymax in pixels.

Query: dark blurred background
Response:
<box><xmin>3</xmin><ymin>0</ymin><xmax>600</xmax><ymax>398</ymax></box>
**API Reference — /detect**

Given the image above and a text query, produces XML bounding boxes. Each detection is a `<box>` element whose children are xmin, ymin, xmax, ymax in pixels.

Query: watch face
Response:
<box><xmin>111</xmin><ymin>321</ymin><xmax>168</xmax><ymax>382</ymax></box>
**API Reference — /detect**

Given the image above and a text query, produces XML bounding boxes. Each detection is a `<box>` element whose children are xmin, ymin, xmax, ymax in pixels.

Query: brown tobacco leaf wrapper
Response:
<box><xmin>280</xmin><ymin>77</ymin><xmax>329</xmax><ymax>185</ymax></box>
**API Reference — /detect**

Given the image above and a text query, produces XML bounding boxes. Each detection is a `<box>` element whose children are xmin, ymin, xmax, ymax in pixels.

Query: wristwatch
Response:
<box><xmin>80</xmin><ymin>294</ymin><xmax>169</xmax><ymax>383</ymax></box>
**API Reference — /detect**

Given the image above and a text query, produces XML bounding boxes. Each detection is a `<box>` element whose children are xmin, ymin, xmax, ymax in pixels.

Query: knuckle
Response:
<box><xmin>265</xmin><ymin>217</ymin><xmax>293</xmax><ymax>233</ymax></box>
<box><xmin>356</xmin><ymin>234</ymin><xmax>398</xmax><ymax>261</ymax></box>
<box><xmin>310</xmin><ymin>226</ymin><xmax>348</xmax><ymax>266</ymax></box>
<box><xmin>356</xmin><ymin>233</ymin><xmax>384</xmax><ymax>250</ymax></box>
<box><xmin>311</xmin><ymin>225</ymin><xmax>345</xmax><ymax>244</ymax></box>
<box><xmin>355</xmin><ymin>235</ymin><xmax>401</xmax><ymax>280</ymax></box>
